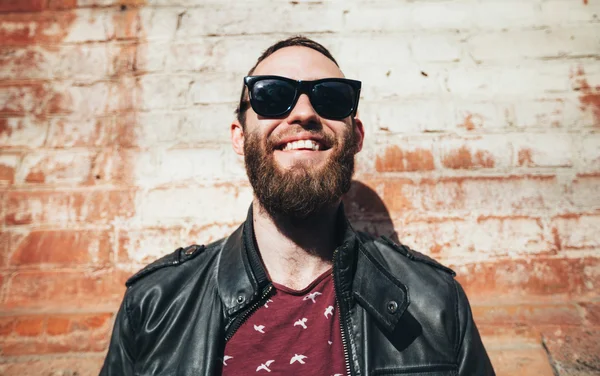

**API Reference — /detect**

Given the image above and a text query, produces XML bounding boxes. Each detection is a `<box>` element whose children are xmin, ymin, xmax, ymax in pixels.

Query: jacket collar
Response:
<box><xmin>216</xmin><ymin>204</ymin><xmax>410</xmax><ymax>333</ymax></box>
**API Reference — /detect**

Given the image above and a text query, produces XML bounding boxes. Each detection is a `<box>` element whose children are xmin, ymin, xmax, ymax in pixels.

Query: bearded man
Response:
<box><xmin>101</xmin><ymin>36</ymin><xmax>494</xmax><ymax>376</ymax></box>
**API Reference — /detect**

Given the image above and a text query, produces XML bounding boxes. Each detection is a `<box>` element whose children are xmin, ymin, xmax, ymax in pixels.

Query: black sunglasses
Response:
<box><xmin>244</xmin><ymin>75</ymin><xmax>361</xmax><ymax>120</ymax></box>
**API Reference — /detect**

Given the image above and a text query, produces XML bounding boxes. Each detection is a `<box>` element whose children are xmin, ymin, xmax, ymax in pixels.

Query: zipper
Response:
<box><xmin>333</xmin><ymin>246</ymin><xmax>355</xmax><ymax>376</ymax></box>
<box><xmin>224</xmin><ymin>284</ymin><xmax>274</xmax><ymax>342</ymax></box>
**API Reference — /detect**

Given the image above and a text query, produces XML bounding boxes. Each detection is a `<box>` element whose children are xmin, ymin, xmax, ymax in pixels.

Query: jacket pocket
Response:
<box><xmin>372</xmin><ymin>363</ymin><xmax>457</xmax><ymax>376</ymax></box>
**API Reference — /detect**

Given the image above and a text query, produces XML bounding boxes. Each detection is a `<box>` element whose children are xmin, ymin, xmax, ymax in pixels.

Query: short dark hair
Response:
<box><xmin>234</xmin><ymin>36</ymin><xmax>339</xmax><ymax>126</ymax></box>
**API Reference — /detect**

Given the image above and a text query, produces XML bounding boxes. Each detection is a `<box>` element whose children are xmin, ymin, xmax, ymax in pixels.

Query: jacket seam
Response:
<box><xmin>123</xmin><ymin>290</ymin><xmax>138</xmax><ymax>363</ymax></box>
<box><xmin>453</xmin><ymin>279</ymin><xmax>462</xmax><ymax>362</ymax></box>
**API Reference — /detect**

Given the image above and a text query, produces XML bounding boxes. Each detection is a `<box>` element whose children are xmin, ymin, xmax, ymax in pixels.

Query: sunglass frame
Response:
<box><xmin>244</xmin><ymin>75</ymin><xmax>362</xmax><ymax>120</ymax></box>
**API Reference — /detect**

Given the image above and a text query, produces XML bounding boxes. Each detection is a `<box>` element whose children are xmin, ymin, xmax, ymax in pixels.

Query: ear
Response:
<box><xmin>230</xmin><ymin>119</ymin><xmax>245</xmax><ymax>156</ymax></box>
<box><xmin>353</xmin><ymin>116</ymin><xmax>365</xmax><ymax>153</ymax></box>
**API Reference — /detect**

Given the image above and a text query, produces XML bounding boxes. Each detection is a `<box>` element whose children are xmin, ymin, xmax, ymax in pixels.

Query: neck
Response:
<box><xmin>252</xmin><ymin>199</ymin><xmax>342</xmax><ymax>290</ymax></box>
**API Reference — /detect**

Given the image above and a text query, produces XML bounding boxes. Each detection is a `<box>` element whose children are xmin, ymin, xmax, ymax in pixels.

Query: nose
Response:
<box><xmin>286</xmin><ymin>93</ymin><xmax>319</xmax><ymax>125</ymax></box>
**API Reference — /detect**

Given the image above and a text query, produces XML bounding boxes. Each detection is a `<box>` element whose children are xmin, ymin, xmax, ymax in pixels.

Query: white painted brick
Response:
<box><xmin>515</xmin><ymin>131</ymin><xmax>575</xmax><ymax>168</ymax></box>
<box><xmin>580</xmin><ymin>133</ymin><xmax>600</xmax><ymax>170</ymax></box>
<box><xmin>410</xmin><ymin>34</ymin><xmax>463</xmax><ymax>63</ymax></box>
<box><xmin>139</xmin><ymin>7</ymin><xmax>179</xmax><ymax>41</ymax></box>
<box><xmin>468</xmin><ymin>26</ymin><xmax>600</xmax><ymax>62</ymax></box>
<box><xmin>64</xmin><ymin>9</ymin><xmax>114</xmax><ymax>43</ymax></box>
<box><xmin>397</xmin><ymin>216</ymin><xmax>548</xmax><ymax>264</ymax></box>
<box><xmin>444</xmin><ymin>61</ymin><xmax>600</xmax><ymax>98</ymax></box>
<box><xmin>468</xmin><ymin>216</ymin><xmax>548</xmax><ymax>257</ymax></box>
<box><xmin>512</xmin><ymin>98</ymin><xmax>570</xmax><ymax>128</ymax></box>
<box><xmin>119</xmin><ymin>223</ymin><xmax>240</xmax><ymax>263</ymax></box>
<box><xmin>133</xmin><ymin>147</ymin><xmax>246</xmax><ymax>188</ymax></box>
<box><xmin>134</xmin><ymin>184</ymin><xmax>252</xmax><ymax>227</ymax></box>
<box><xmin>471</xmin><ymin>1</ymin><xmax>543</xmax><ymax>30</ymax></box>
<box><xmin>63</xmin><ymin>82</ymin><xmax>113</xmax><ymax>116</ymax></box>
<box><xmin>174</xmin><ymin>5</ymin><xmax>344</xmax><ymax>39</ymax></box>
<box><xmin>360</xmin><ymin>100</ymin><xmax>455</xmax><ymax>133</ymax></box>
<box><xmin>135</xmin><ymin>42</ymin><xmax>168</xmax><ymax>72</ymax></box>
<box><xmin>342</xmin><ymin>3</ymin><xmax>414</xmax><ymax>32</ymax></box>
<box><xmin>347</xmin><ymin>62</ymin><xmax>448</xmax><ymax>100</ymax></box>
<box><xmin>329</xmin><ymin>36</ymin><xmax>412</xmax><ymax>65</ymax></box>
<box><xmin>0</xmin><ymin>117</ymin><xmax>47</xmax><ymax>148</ymax></box>
<box><xmin>453</xmin><ymin>101</ymin><xmax>514</xmax><ymax>130</ymax></box>
<box><xmin>134</xmin><ymin>106</ymin><xmax>235</xmax><ymax>148</ymax></box>
<box><xmin>138</xmin><ymin>75</ymin><xmax>194</xmax><ymax>110</ymax></box>
<box><xmin>189</xmin><ymin>72</ymin><xmax>241</xmax><ymax>104</ymax></box>
<box><xmin>45</xmin><ymin>116</ymin><xmax>116</xmax><ymax>148</ymax></box>
<box><xmin>410</xmin><ymin>2</ymin><xmax>473</xmax><ymax>31</ymax></box>
<box><xmin>541</xmin><ymin>0</ymin><xmax>600</xmax><ymax>26</ymax></box>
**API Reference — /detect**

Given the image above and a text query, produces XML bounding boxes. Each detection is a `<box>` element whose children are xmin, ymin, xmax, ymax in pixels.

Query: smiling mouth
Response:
<box><xmin>275</xmin><ymin>139</ymin><xmax>331</xmax><ymax>152</ymax></box>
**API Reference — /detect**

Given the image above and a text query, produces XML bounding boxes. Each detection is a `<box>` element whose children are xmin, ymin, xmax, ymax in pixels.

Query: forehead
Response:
<box><xmin>252</xmin><ymin>46</ymin><xmax>345</xmax><ymax>80</ymax></box>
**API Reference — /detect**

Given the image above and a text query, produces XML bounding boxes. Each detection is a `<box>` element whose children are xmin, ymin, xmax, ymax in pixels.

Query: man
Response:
<box><xmin>101</xmin><ymin>36</ymin><xmax>494</xmax><ymax>375</ymax></box>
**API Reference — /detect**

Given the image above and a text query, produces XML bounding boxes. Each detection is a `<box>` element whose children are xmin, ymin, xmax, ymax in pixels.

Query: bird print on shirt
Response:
<box><xmin>303</xmin><ymin>291</ymin><xmax>322</xmax><ymax>303</ymax></box>
<box><xmin>223</xmin><ymin>355</ymin><xmax>233</xmax><ymax>366</ymax></box>
<box><xmin>324</xmin><ymin>305</ymin><xmax>334</xmax><ymax>319</ymax></box>
<box><xmin>256</xmin><ymin>360</ymin><xmax>274</xmax><ymax>372</ymax></box>
<box><xmin>254</xmin><ymin>324</ymin><xmax>265</xmax><ymax>333</ymax></box>
<box><xmin>264</xmin><ymin>299</ymin><xmax>273</xmax><ymax>308</ymax></box>
<box><xmin>290</xmin><ymin>354</ymin><xmax>307</xmax><ymax>364</ymax></box>
<box><xmin>294</xmin><ymin>318</ymin><xmax>308</xmax><ymax>329</ymax></box>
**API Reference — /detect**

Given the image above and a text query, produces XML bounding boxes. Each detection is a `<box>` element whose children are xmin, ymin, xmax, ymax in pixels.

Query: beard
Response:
<box><xmin>244</xmin><ymin>125</ymin><xmax>357</xmax><ymax>220</ymax></box>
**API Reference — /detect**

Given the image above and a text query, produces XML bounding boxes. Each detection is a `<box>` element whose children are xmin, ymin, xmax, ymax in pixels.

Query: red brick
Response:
<box><xmin>455</xmin><ymin>257</ymin><xmax>600</xmax><ymax>304</ymax></box>
<box><xmin>4</xmin><ymin>190</ymin><xmax>135</xmax><ymax>226</ymax></box>
<box><xmin>381</xmin><ymin>175</ymin><xmax>565</xmax><ymax>215</ymax></box>
<box><xmin>0</xmin><ymin>355</ymin><xmax>103</xmax><ymax>376</ymax></box>
<box><xmin>441</xmin><ymin>145</ymin><xmax>496</xmax><ymax>169</ymax></box>
<box><xmin>472</xmin><ymin>304</ymin><xmax>583</xmax><ymax>327</ymax></box>
<box><xmin>0</xmin><ymin>0</ymin><xmax>46</xmax><ymax>12</ymax></box>
<box><xmin>14</xmin><ymin>317</ymin><xmax>44</xmax><ymax>337</ymax></box>
<box><xmin>488</xmin><ymin>347</ymin><xmax>555</xmax><ymax>376</ymax></box>
<box><xmin>578</xmin><ymin>302</ymin><xmax>600</xmax><ymax>326</ymax></box>
<box><xmin>0</xmin><ymin>117</ymin><xmax>47</xmax><ymax>148</ymax></box>
<box><xmin>551</xmin><ymin>214</ymin><xmax>600</xmax><ymax>250</ymax></box>
<box><xmin>572</xmin><ymin>66</ymin><xmax>600</xmax><ymax>126</ymax></box>
<box><xmin>0</xmin><ymin>316</ymin><xmax>15</xmax><ymax>336</ymax></box>
<box><xmin>2</xmin><ymin>269</ymin><xmax>127</xmax><ymax>310</ymax></box>
<box><xmin>0</xmin><ymin>13</ymin><xmax>75</xmax><ymax>45</ymax></box>
<box><xmin>46</xmin><ymin>316</ymin><xmax>70</xmax><ymax>335</ymax></box>
<box><xmin>375</xmin><ymin>146</ymin><xmax>435</xmax><ymax>172</ymax></box>
<box><xmin>542</xmin><ymin>327</ymin><xmax>600</xmax><ymax>375</ymax></box>
<box><xmin>9</xmin><ymin>230</ymin><xmax>112</xmax><ymax>266</ymax></box>
<box><xmin>46</xmin><ymin>117</ymin><xmax>116</xmax><ymax>147</ymax></box>
<box><xmin>0</xmin><ymin>162</ymin><xmax>16</xmax><ymax>184</ymax></box>
<box><xmin>17</xmin><ymin>151</ymin><xmax>95</xmax><ymax>186</ymax></box>
<box><xmin>0</xmin><ymin>82</ymin><xmax>59</xmax><ymax>115</ymax></box>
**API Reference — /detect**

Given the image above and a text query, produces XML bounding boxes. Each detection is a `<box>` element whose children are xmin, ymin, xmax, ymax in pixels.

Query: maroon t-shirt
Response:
<box><xmin>221</xmin><ymin>270</ymin><xmax>346</xmax><ymax>375</ymax></box>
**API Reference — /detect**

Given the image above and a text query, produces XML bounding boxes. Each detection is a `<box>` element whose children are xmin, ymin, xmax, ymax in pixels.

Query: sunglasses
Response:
<box><xmin>244</xmin><ymin>75</ymin><xmax>361</xmax><ymax>120</ymax></box>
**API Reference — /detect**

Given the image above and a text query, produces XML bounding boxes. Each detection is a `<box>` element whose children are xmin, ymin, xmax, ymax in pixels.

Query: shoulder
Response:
<box><xmin>357</xmin><ymin>232</ymin><xmax>456</xmax><ymax>278</ymax></box>
<box><xmin>125</xmin><ymin>238</ymin><xmax>226</xmax><ymax>288</ymax></box>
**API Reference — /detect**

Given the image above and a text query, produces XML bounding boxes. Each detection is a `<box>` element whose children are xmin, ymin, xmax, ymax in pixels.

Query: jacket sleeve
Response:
<box><xmin>455</xmin><ymin>281</ymin><xmax>495</xmax><ymax>376</ymax></box>
<box><xmin>99</xmin><ymin>294</ymin><xmax>136</xmax><ymax>375</ymax></box>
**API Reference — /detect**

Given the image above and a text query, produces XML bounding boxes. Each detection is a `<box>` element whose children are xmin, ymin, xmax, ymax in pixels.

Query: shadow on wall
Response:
<box><xmin>343</xmin><ymin>180</ymin><xmax>400</xmax><ymax>244</ymax></box>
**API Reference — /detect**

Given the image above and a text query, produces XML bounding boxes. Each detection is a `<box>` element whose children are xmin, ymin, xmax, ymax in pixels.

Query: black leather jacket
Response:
<box><xmin>101</xmin><ymin>208</ymin><xmax>494</xmax><ymax>375</ymax></box>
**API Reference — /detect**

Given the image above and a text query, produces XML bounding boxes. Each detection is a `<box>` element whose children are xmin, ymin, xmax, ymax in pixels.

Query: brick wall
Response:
<box><xmin>0</xmin><ymin>0</ymin><xmax>598</xmax><ymax>374</ymax></box>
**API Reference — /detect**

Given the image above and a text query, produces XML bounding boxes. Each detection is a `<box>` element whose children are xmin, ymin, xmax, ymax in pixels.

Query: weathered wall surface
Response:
<box><xmin>0</xmin><ymin>0</ymin><xmax>599</xmax><ymax>374</ymax></box>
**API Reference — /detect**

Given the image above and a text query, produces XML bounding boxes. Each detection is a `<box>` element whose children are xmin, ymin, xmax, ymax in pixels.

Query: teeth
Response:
<box><xmin>283</xmin><ymin>140</ymin><xmax>321</xmax><ymax>151</ymax></box>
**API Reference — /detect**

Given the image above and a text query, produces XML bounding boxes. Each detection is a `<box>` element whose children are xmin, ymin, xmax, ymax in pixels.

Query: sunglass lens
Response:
<box><xmin>312</xmin><ymin>81</ymin><xmax>355</xmax><ymax>119</ymax></box>
<box><xmin>251</xmin><ymin>79</ymin><xmax>296</xmax><ymax>116</ymax></box>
